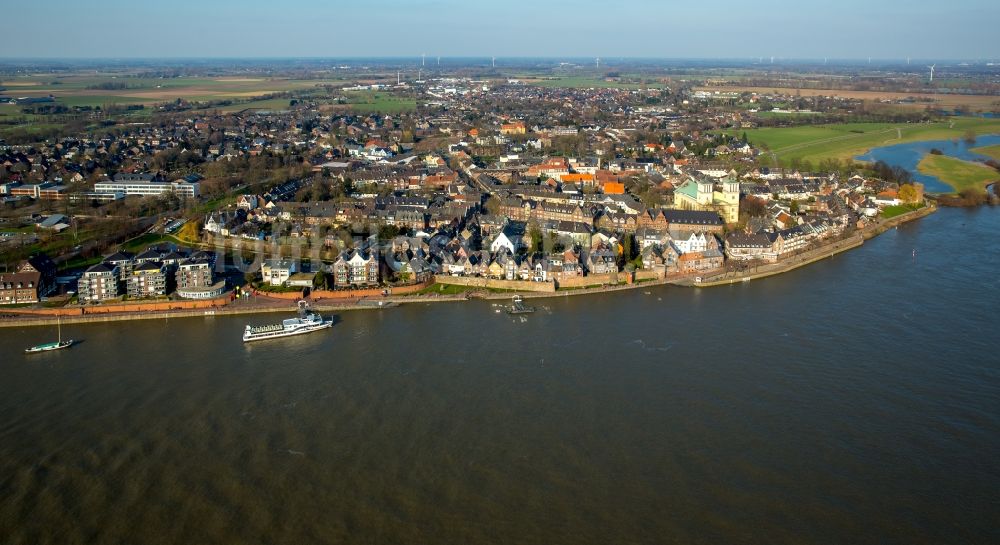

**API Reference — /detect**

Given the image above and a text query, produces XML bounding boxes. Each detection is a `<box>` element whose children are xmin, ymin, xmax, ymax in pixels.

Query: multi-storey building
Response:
<box><xmin>333</xmin><ymin>250</ymin><xmax>379</xmax><ymax>287</ymax></box>
<box><xmin>127</xmin><ymin>261</ymin><xmax>167</xmax><ymax>298</ymax></box>
<box><xmin>77</xmin><ymin>262</ymin><xmax>121</xmax><ymax>302</ymax></box>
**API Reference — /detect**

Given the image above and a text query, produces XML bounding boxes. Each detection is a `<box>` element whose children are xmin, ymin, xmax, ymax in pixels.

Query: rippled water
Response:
<box><xmin>1</xmin><ymin>207</ymin><xmax>998</xmax><ymax>544</ymax></box>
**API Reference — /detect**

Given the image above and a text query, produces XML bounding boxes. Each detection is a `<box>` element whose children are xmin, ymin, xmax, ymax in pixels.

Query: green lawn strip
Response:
<box><xmin>971</xmin><ymin>144</ymin><xmax>1000</xmax><ymax>160</ymax></box>
<box><xmin>880</xmin><ymin>203</ymin><xmax>923</xmax><ymax>219</ymax></box>
<box><xmin>916</xmin><ymin>154</ymin><xmax>999</xmax><ymax>194</ymax></box>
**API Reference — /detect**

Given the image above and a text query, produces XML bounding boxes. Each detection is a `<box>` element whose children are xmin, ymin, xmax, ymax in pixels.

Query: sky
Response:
<box><xmin>2</xmin><ymin>0</ymin><xmax>998</xmax><ymax>60</ymax></box>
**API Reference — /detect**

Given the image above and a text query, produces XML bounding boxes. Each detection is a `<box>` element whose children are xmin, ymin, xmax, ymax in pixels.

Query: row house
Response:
<box><xmin>587</xmin><ymin>247</ymin><xmax>618</xmax><ymax>275</ymax></box>
<box><xmin>600</xmin><ymin>211</ymin><xmax>639</xmax><ymax>232</ymax></box>
<box><xmin>641</xmin><ymin>243</ymin><xmax>681</xmax><ymax>274</ymax></box>
<box><xmin>676</xmin><ymin>249</ymin><xmax>725</xmax><ymax>274</ymax></box>
<box><xmin>379</xmin><ymin>208</ymin><xmax>428</xmax><ymax>230</ymax></box>
<box><xmin>725</xmin><ymin>232</ymin><xmax>784</xmax><ymax>263</ymax></box>
<box><xmin>528</xmin><ymin>201</ymin><xmax>595</xmax><ymax>225</ymax></box>
<box><xmin>636</xmin><ymin>209</ymin><xmax>671</xmax><ymax>232</ymax></box>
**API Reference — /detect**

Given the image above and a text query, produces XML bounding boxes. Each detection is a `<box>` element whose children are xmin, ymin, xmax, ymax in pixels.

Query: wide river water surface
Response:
<box><xmin>1</xmin><ymin>207</ymin><xmax>998</xmax><ymax>544</ymax></box>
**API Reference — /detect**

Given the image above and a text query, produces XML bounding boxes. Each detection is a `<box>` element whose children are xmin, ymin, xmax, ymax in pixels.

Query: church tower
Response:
<box><xmin>721</xmin><ymin>178</ymin><xmax>740</xmax><ymax>206</ymax></box>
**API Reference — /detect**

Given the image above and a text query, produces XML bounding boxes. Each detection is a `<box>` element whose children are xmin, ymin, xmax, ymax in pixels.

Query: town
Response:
<box><xmin>1</xmin><ymin>60</ymin><xmax>986</xmax><ymax>312</ymax></box>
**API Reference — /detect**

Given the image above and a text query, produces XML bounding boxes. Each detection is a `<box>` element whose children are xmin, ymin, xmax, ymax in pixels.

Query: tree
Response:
<box><xmin>313</xmin><ymin>271</ymin><xmax>328</xmax><ymax>290</ymax></box>
<box><xmin>378</xmin><ymin>224</ymin><xmax>400</xmax><ymax>241</ymax></box>
<box><xmin>741</xmin><ymin>196</ymin><xmax>768</xmax><ymax>218</ymax></box>
<box><xmin>483</xmin><ymin>195</ymin><xmax>501</xmax><ymax>215</ymax></box>
<box><xmin>619</xmin><ymin>233</ymin><xmax>635</xmax><ymax>268</ymax></box>
<box><xmin>898</xmin><ymin>184</ymin><xmax>919</xmax><ymax>204</ymax></box>
<box><xmin>790</xmin><ymin>200</ymin><xmax>800</xmax><ymax>214</ymax></box>
<box><xmin>528</xmin><ymin>221</ymin><xmax>543</xmax><ymax>252</ymax></box>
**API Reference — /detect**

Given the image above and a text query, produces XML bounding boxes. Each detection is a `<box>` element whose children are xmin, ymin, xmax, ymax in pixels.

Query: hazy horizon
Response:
<box><xmin>1</xmin><ymin>0</ymin><xmax>998</xmax><ymax>60</ymax></box>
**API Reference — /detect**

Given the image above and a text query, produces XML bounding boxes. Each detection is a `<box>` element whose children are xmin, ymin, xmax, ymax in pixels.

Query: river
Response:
<box><xmin>856</xmin><ymin>134</ymin><xmax>1000</xmax><ymax>193</ymax></box>
<box><xmin>1</xmin><ymin>207</ymin><xmax>998</xmax><ymax>545</ymax></box>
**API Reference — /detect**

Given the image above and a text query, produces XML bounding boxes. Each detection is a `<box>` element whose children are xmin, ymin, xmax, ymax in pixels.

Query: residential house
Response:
<box><xmin>725</xmin><ymin>232</ymin><xmax>784</xmax><ymax>263</ymax></box>
<box><xmin>333</xmin><ymin>250</ymin><xmax>379</xmax><ymax>287</ymax></box>
<box><xmin>0</xmin><ymin>254</ymin><xmax>56</xmax><ymax>304</ymax></box>
<box><xmin>587</xmin><ymin>247</ymin><xmax>618</xmax><ymax>275</ymax></box>
<box><xmin>261</xmin><ymin>259</ymin><xmax>298</xmax><ymax>286</ymax></box>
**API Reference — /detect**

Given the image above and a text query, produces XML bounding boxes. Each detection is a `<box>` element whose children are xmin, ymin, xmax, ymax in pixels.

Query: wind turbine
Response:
<box><xmin>928</xmin><ymin>64</ymin><xmax>936</xmax><ymax>83</ymax></box>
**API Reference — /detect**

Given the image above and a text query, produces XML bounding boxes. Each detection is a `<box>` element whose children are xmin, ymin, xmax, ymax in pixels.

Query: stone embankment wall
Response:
<box><xmin>432</xmin><ymin>275</ymin><xmax>556</xmax><ymax>293</ymax></box>
<box><xmin>5</xmin><ymin>297</ymin><xmax>229</xmax><ymax>316</ymax></box>
<box><xmin>260</xmin><ymin>279</ymin><xmax>434</xmax><ymax>300</ymax></box>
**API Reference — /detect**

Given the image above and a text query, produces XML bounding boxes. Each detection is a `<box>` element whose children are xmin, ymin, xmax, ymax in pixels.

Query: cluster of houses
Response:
<box><xmin>76</xmin><ymin>247</ymin><xmax>223</xmax><ymax>302</ymax></box>
<box><xmin>0</xmin><ymin>74</ymin><xmax>930</xmax><ymax>304</ymax></box>
<box><xmin>195</xmin><ymin>155</ymin><xmax>917</xmax><ymax>290</ymax></box>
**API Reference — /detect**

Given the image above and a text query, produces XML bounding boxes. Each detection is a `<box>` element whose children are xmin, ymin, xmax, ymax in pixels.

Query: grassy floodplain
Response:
<box><xmin>971</xmin><ymin>144</ymin><xmax>1000</xmax><ymax>160</ymax></box>
<box><xmin>916</xmin><ymin>154</ymin><xmax>999</xmax><ymax>193</ymax></box>
<box><xmin>744</xmin><ymin>117</ymin><xmax>1000</xmax><ymax>165</ymax></box>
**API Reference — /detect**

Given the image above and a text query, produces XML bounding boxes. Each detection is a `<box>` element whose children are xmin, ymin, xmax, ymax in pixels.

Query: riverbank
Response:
<box><xmin>0</xmin><ymin>204</ymin><xmax>938</xmax><ymax>328</ymax></box>
<box><xmin>679</xmin><ymin>235</ymin><xmax>865</xmax><ymax>288</ymax></box>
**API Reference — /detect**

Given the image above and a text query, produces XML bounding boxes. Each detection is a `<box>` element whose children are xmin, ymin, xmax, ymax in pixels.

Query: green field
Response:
<box><xmin>217</xmin><ymin>97</ymin><xmax>295</xmax><ymax>113</ymax></box>
<box><xmin>1</xmin><ymin>75</ymin><xmax>340</xmax><ymax>107</ymax></box>
<box><xmin>880</xmin><ymin>203</ymin><xmax>923</xmax><ymax>219</ymax></box>
<box><xmin>525</xmin><ymin>76</ymin><xmax>666</xmax><ymax>90</ymax></box>
<box><xmin>916</xmin><ymin>155</ymin><xmax>999</xmax><ymax>193</ymax></box>
<box><xmin>744</xmin><ymin>118</ymin><xmax>1000</xmax><ymax>166</ymax></box>
<box><xmin>971</xmin><ymin>144</ymin><xmax>1000</xmax><ymax>160</ymax></box>
<box><xmin>755</xmin><ymin>110</ymin><xmax>823</xmax><ymax>118</ymax></box>
<box><xmin>336</xmin><ymin>92</ymin><xmax>416</xmax><ymax>114</ymax></box>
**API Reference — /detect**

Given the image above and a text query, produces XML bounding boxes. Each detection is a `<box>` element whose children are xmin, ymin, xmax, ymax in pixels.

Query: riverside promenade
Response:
<box><xmin>0</xmin><ymin>205</ymin><xmax>937</xmax><ymax>328</ymax></box>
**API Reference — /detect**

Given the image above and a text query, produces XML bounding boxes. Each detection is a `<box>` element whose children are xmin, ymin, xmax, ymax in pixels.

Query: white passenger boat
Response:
<box><xmin>243</xmin><ymin>302</ymin><xmax>332</xmax><ymax>342</ymax></box>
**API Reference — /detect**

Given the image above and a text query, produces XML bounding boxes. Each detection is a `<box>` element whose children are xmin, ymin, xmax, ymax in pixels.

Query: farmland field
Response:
<box><xmin>743</xmin><ymin>118</ymin><xmax>1000</xmax><ymax>165</ymax></box>
<box><xmin>694</xmin><ymin>85</ymin><xmax>1000</xmax><ymax>111</ymax></box>
<box><xmin>0</xmin><ymin>75</ymin><xmax>344</xmax><ymax>106</ymax></box>
<box><xmin>523</xmin><ymin>76</ymin><xmax>667</xmax><ymax>90</ymax></box>
<box><xmin>216</xmin><ymin>97</ymin><xmax>295</xmax><ymax>113</ymax></box>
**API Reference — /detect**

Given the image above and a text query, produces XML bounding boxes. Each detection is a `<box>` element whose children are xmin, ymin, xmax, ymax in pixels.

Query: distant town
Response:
<box><xmin>1</xmin><ymin>59</ymin><xmax>997</xmax><ymax>315</ymax></box>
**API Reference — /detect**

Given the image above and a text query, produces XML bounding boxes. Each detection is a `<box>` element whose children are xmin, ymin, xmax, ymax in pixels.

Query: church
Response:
<box><xmin>672</xmin><ymin>175</ymin><xmax>740</xmax><ymax>224</ymax></box>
